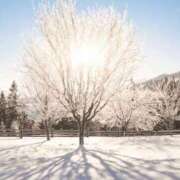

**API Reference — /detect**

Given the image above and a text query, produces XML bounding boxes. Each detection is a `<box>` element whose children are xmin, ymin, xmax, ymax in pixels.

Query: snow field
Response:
<box><xmin>0</xmin><ymin>136</ymin><xmax>180</xmax><ymax>180</ymax></box>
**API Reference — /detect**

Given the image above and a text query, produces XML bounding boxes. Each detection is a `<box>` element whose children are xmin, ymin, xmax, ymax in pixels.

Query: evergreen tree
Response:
<box><xmin>0</xmin><ymin>91</ymin><xmax>7</xmax><ymax>128</ymax></box>
<box><xmin>6</xmin><ymin>81</ymin><xmax>18</xmax><ymax>129</ymax></box>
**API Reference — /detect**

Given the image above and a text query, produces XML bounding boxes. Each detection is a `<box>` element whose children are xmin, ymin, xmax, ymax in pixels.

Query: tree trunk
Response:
<box><xmin>49</xmin><ymin>119</ymin><xmax>54</xmax><ymax>137</ymax></box>
<box><xmin>79</xmin><ymin>125</ymin><xmax>85</xmax><ymax>145</ymax></box>
<box><xmin>122</xmin><ymin>126</ymin><xmax>126</xmax><ymax>136</ymax></box>
<box><xmin>19</xmin><ymin>119</ymin><xmax>23</xmax><ymax>139</ymax></box>
<box><xmin>19</xmin><ymin>126</ymin><xmax>23</xmax><ymax>139</ymax></box>
<box><xmin>44</xmin><ymin>120</ymin><xmax>50</xmax><ymax>141</ymax></box>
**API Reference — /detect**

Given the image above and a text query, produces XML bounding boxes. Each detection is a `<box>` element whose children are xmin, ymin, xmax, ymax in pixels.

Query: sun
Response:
<box><xmin>70</xmin><ymin>43</ymin><xmax>105</xmax><ymax>68</ymax></box>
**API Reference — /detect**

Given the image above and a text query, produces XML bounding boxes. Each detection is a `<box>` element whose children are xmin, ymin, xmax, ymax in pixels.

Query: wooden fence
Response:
<box><xmin>0</xmin><ymin>129</ymin><xmax>180</xmax><ymax>137</ymax></box>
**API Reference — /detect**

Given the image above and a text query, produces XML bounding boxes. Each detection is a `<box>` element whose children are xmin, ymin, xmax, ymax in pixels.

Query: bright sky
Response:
<box><xmin>0</xmin><ymin>0</ymin><xmax>180</xmax><ymax>90</ymax></box>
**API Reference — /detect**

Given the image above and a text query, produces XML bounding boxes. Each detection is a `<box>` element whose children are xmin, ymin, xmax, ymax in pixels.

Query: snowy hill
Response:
<box><xmin>139</xmin><ymin>71</ymin><xmax>180</xmax><ymax>89</ymax></box>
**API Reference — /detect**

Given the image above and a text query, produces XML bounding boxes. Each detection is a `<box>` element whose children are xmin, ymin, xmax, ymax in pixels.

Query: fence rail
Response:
<box><xmin>0</xmin><ymin>129</ymin><xmax>180</xmax><ymax>137</ymax></box>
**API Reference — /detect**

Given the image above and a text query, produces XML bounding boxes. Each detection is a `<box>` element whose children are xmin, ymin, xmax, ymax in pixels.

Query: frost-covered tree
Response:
<box><xmin>17</xmin><ymin>100</ymin><xmax>28</xmax><ymax>139</ymax></box>
<box><xmin>109</xmin><ymin>83</ymin><xmax>138</xmax><ymax>135</ymax></box>
<box><xmin>133</xmin><ymin>89</ymin><xmax>160</xmax><ymax>131</ymax></box>
<box><xmin>151</xmin><ymin>77</ymin><xmax>180</xmax><ymax>130</ymax></box>
<box><xmin>24</xmin><ymin>77</ymin><xmax>60</xmax><ymax>141</ymax></box>
<box><xmin>108</xmin><ymin>83</ymin><xmax>157</xmax><ymax>135</ymax></box>
<box><xmin>24</xmin><ymin>0</ymin><xmax>140</xmax><ymax>145</ymax></box>
<box><xmin>0</xmin><ymin>91</ymin><xmax>7</xmax><ymax>128</ymax></box>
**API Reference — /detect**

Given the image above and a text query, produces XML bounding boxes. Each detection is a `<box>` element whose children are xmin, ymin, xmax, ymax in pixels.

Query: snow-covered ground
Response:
<box><xmin>0</xmin><ymin>136</ymin><xmax>180</xmax><ymax>180</ymax></box>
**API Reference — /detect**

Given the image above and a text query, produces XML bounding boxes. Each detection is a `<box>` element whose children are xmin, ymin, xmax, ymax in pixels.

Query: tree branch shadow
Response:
<box><xmin>0</xmin><ymin>145</ymin><xmax>180</xmax><ymax>180</ymax></box>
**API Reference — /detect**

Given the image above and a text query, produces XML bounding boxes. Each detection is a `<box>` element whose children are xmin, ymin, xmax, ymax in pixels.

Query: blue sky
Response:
<box><xmin>0</xmin><ymin>0</ymin><xmax>180</xmax><ymax>90</ymax></box>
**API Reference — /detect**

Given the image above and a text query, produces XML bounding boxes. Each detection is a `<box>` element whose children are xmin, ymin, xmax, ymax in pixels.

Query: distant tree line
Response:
<box><xmin>0</xmin><ymin>76</ymin><xmax>180</xmax><ymax>141</ymax></box>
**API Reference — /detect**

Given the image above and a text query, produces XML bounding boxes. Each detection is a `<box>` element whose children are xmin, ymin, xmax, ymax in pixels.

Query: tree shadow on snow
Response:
<box><xmin>0</xmin><ymin>140</ymin><xmax>46</xmax><ymax>153</ymax></box>
<box><xmin>0</xmin><ymin>145</ymin><xmax>180</xmax><ymax>180</ymax></box>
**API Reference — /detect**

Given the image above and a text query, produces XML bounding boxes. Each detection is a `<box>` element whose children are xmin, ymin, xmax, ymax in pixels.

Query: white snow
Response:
<box><xmin>0</xmin><ymin>136</ymin><xmax>180</xmax><ymax>180</ymax></box>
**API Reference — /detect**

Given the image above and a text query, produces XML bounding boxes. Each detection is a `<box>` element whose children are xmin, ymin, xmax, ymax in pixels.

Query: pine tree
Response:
<box><xmin>6</xmin><ymin>81</ymin><xmax>18</xmax><ymax>129</ymax></box>
<box><xmin>0</xmin><ymin>91</ymin><xmax>7</xmax><ymax>128</ymax></box>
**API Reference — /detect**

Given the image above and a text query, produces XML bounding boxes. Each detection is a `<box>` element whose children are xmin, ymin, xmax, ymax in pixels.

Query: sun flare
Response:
<box><xmin>70</xmin><ymin>43</ymin><xmax>105</xmax><ymax>68</ymax></box>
